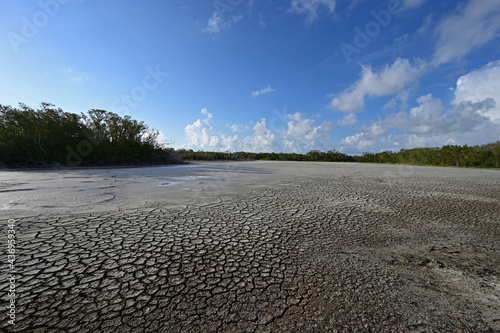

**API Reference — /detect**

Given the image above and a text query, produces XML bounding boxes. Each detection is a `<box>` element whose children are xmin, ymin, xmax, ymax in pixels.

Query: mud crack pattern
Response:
<box><xmin>1</xmin><ymin>174</ymin><xmax>499</xmax><ymax>332</ymax></box>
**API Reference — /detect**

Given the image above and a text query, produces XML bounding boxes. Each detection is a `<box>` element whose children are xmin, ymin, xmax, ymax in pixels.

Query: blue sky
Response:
<box><xmin>1</xmin><ymin>0</ymin><xmax>500</xmax><ymax>154</ymax></box>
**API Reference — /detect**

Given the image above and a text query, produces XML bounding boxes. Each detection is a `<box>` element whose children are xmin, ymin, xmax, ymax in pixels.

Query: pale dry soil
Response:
<box><xmin>1</xmin><ymin>161</ymin><xmax>499</xmax><ymax>332</ymax></box>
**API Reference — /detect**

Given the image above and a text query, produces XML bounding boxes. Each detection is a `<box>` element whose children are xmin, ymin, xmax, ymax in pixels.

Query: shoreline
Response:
<box><xmin>1</xmin><ymin>159</ymin><xmax>499</xmax><ymax>172</ymax></box>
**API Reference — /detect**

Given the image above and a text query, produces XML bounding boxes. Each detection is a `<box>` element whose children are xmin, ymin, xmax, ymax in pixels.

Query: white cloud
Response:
<box><xmin>252</xmin><ymin>85</ymin><xmax>276</xmax><ymax>98</ymax></box>
<box><xmin>284</xmin><ymin>112</ymin><xmax>333</xmax><ymax>145</ymax></box>
<box><xmin>203</xmin><ymin>12</ymin><xmax>222</xmax><ymax>34</ymax></box>
<box><xmin>329</xmin><ymin>58</ymin><xmax>424</xmax><ymax>112</ymax></box>
<box><xmin>338</xmin><ymin>113</ymin><xmax>357</xmax><ymax>126</ymax></box>
<box><xmin>379</xmin><ymin>94</ymin><xmax>495</xmax><ymax>136</ymax></box>
<box><xmin>340</xmin><ymin>94</ymin><xmax>500</xmax><ymax>154</ymax></box>
<box><xmin>184</xmin><ymin>110</ymin><xmax>333</xmax><ymax>153</ymax></box>
<box><xmin>383</xmin><ymin>90</ymin><xmax>411</xmax><ymax>111</ymax></box>
<box><xmin>241</xmin><ymin>113</ymin><xmax>333</xmax><ymax>153</ymax></box>
<box><xmin>184</xmin><ymin>110</ymin><xmax>242</xmax><ymax>151</ymax></box>
<box><xmin>243</xmin><ymin>119</ymin><xmax>280</xmax><ymax>152</ymax></box>
<box><xmin>184</xmin><ymin>108</ymin><xmax>216</xmax><ymax>147</ymax></box>
<box><xmin>203</xmin><ymin>12</ymin><xmax>243</xmax><ymax>34</ymax></box>
<box><xmin>341</xmin><ymin>133</ymin><xmax>376</xmax><ymax>152</ymax></box>
<box><xmin>432</xmin><ymin>0</ymin><xmax>500</xmax><ymax>66</ymax></box>
<box><xmin>452</xmin><ymin>60</ymin><xmax>500</xmax><ymax>121</ymax></box>
<box><xmin>230</xmin><ymin>124</ymin><xmax>247</xmax><ymax>132</ymax></box>
<box><xmin>289</xmin><ymin>0</ymin><xmax>336</xmax><ymax>23</ymax></box>
<box><xmin>201</xmin><ymin>108</ymin><xmax>212</xmax><ymax>121</ymax></box>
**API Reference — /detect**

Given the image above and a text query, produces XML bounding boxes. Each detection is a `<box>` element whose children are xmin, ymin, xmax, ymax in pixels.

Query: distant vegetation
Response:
<box><xmin>178</xmin><ymin>143</ymin><xmax>500</xmax><ymax>168</ymax></box>
<box><xmin>1</xmin><ymin>103</ymin><xmax>499</xmax><ymax>168</ymax></box>
<box><xmin>354</xmin><ymin>143</ymin><xmax>500</xmax><ymax>168</ymax></box>
<box><xmin>175</xmin><ymin>149</ymin><xmax>354</xmax><ymax>163</ymax></box>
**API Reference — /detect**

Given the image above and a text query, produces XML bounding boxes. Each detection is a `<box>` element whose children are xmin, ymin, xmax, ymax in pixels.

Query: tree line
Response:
<box><xmin>1</xmin><ymin>103</ymin><xmax>498</xmax><ymax>168</ymax></box>
<box><xmin>355</xmin><ymin>143</ymin><xmax>500</xmax><ymax>168</ymax></box>
<box><xmin>177</xmin><ymin>143</ymin><xmax>500</xmax><ymax>168</ymax></box>
<box><xmin>175</xmin><ymin>149</ymin><xmax>354</xmax><ymax>162</ymax></box>
<box><xmin>0</xmin><ymin>103</ymin><xmax>179</xmax><ymax>168</ymax></box>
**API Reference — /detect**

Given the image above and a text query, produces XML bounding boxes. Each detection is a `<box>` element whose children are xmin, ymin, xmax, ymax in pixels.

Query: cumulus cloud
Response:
<box><xmin>252</xmin><ymin>85</ymin><xmax>276</xmax><ymax>98</ymax></box>
<box><xmin>184</xmin><ymin>108</ymin><xmax>215</xmax><ymax>147</ymax></box>
<box><xmin>184</xmin><ymin>108</ymin><xmax>241</xmax><ymax>151</ymax></box>
<box><xmin>341</xmin><ymin>133</ymin><xmax>376</xmax><ymax>152</ymax></box>
<box><xmin>383</xmin><ymin>90</ymin><xmax>411</xmax><ymax>111</ymax></box>
<box><xmin>243</xmin><ymin>119</ymin><xmax>280</xmax><ymax>152</ymax></box>
<box><xmin>329</xmin><ymin>58</ymin><xmax>424</xmax><ymax>112</ymax></box>
<box><xmin>184</xmin><ymin>110</ymin><xmax>333</xmax><ymax>153</ymax></box>
<box><xmin>452</xmin><ymin>60</ymin><xmax>500</xmax><ymax>121</ymax></box>
<box><xmin>283</xmin><ymin>113</ymin><xmax>333</xmax><ymax>151</ymax></box>
<box><xmin>432</xmin><ymin>0</ymin><xmax>500</xmax><ymax>66</ymax></box>
<box><xmin>338</xmin><ymin>113</ymin><xmax>357</xmax><ymax>126</ymax></box>
<box><xmin>288</xmin><ymin>0</ymin><xmax>336</xmax><ymax>23</ymax></box>
<box><xmin>340</xmin><ymin>94</ymin><xmax>500</xmax><ymax>154</ymax></box>
<box><xmin>230</xmin><ymin>124</ymin><xmax>247</xmax><ymax>132</ymax></box>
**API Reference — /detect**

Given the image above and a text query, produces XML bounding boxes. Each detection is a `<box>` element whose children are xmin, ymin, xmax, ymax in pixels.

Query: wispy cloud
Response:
<box><xmin>348</xmin><ymin>0</ymin><xmax>365</xmax><ymax>11</ymax></box>
<box><xmin>258</xmin><ymin>14</ymin><xmax>266</xmax><ymax>28</ymax></box>
<box><xmin>288</xmin><ymin>0</ymin><xmax>336</xmax><ymax>23</ymax></box>
<box><xmin>417</xmin><ymin>14</ymin><xmax>433</xmax><ymax>35</ymax></box>
<box><xmin>252</xmin><ymin>85</ymin><xmax>276</xmax><ymax>98</ymax></box>
<box><xmin>329</xmin><ymin>58</ymin><xmax>425</xmax><ymax>112</ymax></box>
<box><xmin>432</xmin><ymin>0</ymin><xmax>500</xmax><ymax>66</ymax></box>
<box><xmin>203</xmin><ymin>12</ymin><xmax>243</xmax><ymax>34</ymax></box>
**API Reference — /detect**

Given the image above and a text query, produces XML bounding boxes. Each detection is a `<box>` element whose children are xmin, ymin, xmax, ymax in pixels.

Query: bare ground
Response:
<box><xmin>1</xmin><ymin>162</ymin><xmax>499</xmax><ymax>332</ymax></box>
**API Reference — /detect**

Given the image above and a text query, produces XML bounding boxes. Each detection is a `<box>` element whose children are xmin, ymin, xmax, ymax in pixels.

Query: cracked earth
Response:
<box><xmin>1</xmin><ymin>162</ymin><xmax>499</xmax><ymax>332</ymax></box>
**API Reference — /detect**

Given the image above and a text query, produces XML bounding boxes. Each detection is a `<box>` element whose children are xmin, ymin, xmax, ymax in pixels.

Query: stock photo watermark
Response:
<box><xmin>6</xmin><ymin>219</ymin><xmax>17</xmax><ymax>326</ymax></box>
<box><xmin>340</xmin><ymin>0</ymin><xmax>403</xmax><ymax>64</ymax></box>
<box><xmin>111</xmin><ymin>65</ymin><xmax>168</xmax><ymax>114</ymax></box>
<box><xmin>269</xmin><ymin>107</ymin><xmax>289</xmax><ymax>132</ymax></box>
<box><xmin>64</xmin><ymin>129</ymin><xmax>103</xmax><ymax>167</ymax></box>
<box><xmin>8</xmin><ymin>0</ymin><xmax>77</xmax><ymax>53</ymax></box>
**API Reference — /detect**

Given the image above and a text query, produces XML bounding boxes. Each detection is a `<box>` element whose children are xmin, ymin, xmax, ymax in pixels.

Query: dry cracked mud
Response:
<box><xmin>1</xmin><ymin>162</ymin><xmax>499</xmax><ymax>332</ymax></box>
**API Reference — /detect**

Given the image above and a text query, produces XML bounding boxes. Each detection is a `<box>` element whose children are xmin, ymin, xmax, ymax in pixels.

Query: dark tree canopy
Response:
<box><xmin>0</xmin><ymin>103</ymin><xmax>178</xmax><ymax>168</ymax></box>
